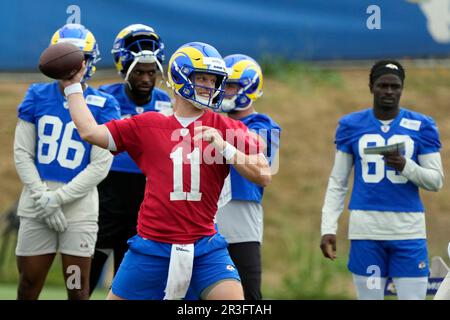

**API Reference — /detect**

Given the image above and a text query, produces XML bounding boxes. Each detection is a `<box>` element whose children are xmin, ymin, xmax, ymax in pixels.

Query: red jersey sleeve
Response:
<box><xmin>223</xmin><ymin>118</ymin><xmax>261</xmax><ymax>155</ymax></box>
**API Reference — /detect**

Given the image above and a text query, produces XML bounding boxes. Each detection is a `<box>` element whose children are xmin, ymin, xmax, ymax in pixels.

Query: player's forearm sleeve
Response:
<box><xmin>55</xmin><ymin>145</ymin><xmax>113</xmax><ymax>204</ymax></box>
<box><xmin>401</xmin><ymin>152</ymin><xmax>444</xmax><ymax>192</ymax></box>
<box><xmin>13</xmin><ymin>120</ymin><xmax>46</xmax><ymax>194</ymax></box>
<box><xmin>321</xmin><ymin>150</ymin><xmax>353</xmax><ymax>236</ymax></box>
<box><xmin>107</xmin><ymin>128</ymin><xmax>117</xmax><ymax>151</ymax></box>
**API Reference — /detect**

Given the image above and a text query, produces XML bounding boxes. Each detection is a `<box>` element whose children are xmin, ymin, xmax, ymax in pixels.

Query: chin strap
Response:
<box><xmin>124</xmin><ymin>50</ymin><xmax>165</xmax><ymax>89</ymax></box>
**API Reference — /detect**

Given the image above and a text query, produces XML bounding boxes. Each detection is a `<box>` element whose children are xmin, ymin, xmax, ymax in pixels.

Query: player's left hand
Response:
<box><xmin>382</xmin><ymin>151</ymin><xmax>406</xmax><ymax>172</ymax></box>
<box><xmin>32</xmin><ymin>190</ymin><xmax>62</xmax><ymax>219</ymax></box>
<box><xmin>44</xmin><ymin>208</ymin><xmax>68</xmax><ymax>233</ymax></box>
<box><xmin>320</xmin><ymin>234</ymin><xmax>337</xmax><ymax>260</ymax></box>
<box><xmin>193</xmin><ymin>126</ymin><xmax>226</xmax><ymax>152</ymax></box>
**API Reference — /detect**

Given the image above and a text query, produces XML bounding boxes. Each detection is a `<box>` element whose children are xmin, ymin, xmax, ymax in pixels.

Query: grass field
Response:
<box><xmin>1</xmin><ymin>62</ymin><xmax>450</xmax><ymax>299</ymax></box>
<box><xmin>0</xmin><ymin>283</ymin><xmax>109</xmax><ymax>300</ymax></box>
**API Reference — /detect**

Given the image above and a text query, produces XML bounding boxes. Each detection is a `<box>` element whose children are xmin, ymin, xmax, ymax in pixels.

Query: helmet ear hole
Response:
<box><xmin>248</xmin><ymin>81</ymin><xmax>259</xmax><ymax>94</ymax></box>
<box><xmin>240</xmin><ymin>96</ymin><xmax>250</xmax><ymax>105</ymax></box>
<box><xmin>180</xmin><ymin>85</ymin><xmax>194</xmax><ymax>98</ymax></box>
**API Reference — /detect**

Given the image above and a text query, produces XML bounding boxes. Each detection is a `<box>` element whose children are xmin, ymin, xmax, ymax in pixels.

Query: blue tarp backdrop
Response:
<box><xmin>2</xmin><ymin>0</ymin><xmax>450</xmax><ymax>70</ymax></box>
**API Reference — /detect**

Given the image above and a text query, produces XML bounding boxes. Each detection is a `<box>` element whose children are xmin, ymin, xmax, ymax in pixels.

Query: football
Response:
<box><xmin>39</xmin><ymin>42</ymin><xmax>84</xmax><ymax>80</ymax></box>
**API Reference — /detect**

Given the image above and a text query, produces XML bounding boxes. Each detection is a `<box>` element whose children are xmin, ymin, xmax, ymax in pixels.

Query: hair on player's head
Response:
<box><xmin>369</xmin><ymin>59</ymin><xmax>405</xmax><ymax>86</ymax></box>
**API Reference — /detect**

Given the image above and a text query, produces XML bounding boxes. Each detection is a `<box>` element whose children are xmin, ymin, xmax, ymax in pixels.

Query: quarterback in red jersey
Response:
<box><xmin>63</xmin><ymin>42</ymin><xmax>271</xmax><ymax>300</ymax></box>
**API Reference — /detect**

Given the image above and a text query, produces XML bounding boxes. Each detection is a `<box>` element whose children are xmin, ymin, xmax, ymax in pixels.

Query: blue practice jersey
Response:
<box><xmin>99</xmin><ymin>83</ymin><xmax>172</xmax><ymax>174</ymax></box>
<box><xmin>336</xmin><ymin>108</ymin><xmax>441</xmax><ymax>212</ymax></box>
<box><xmin>230</xmin><ymin>113</ymin><xmax>281</xmax><ymax>203</ymax></box>
<box><xmin>17</xmin><ymin>82</ymin><xmax>120</xmax><ymax>184</ymax></box>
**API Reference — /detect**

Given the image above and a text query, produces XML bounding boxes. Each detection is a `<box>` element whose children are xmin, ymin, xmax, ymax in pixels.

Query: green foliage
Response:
<box><xmin>260</xmin><ymin>57</ymin><xmax>344</xmax><ymax>91</ymax></box>
<box><xmin>266</xmin><ymin>232</ymin><xmax>352</xmax><ymax>299</ymax></box>
<box><xmin>0</xmin><ymin>283</ymin><xmax>108</xmax><ymax>300</ymax></box>
<box><xmin>403</xmin><ymin>67</ymin><xmax>450</xmax><ymax>93</ymax></box>
<box><xmin>0</xmin><ymin>234</ymin><xmax>17</xmax><ymax>282</ymax></box>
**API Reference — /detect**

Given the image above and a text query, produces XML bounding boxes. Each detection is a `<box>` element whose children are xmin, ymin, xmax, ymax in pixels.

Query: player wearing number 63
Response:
<box><xmin>62</xmin><ymin>42</ymin><xmax>271</xmax><ymax>300</ymax></box>
<box><xmin>13</xmin><ymin>24</ymin><xmax>120</xmax><ymax>300</ymax></box>
<box><xmin>320</xmin><ymin>60</ymin><xmax>444</xmax><ymax>300</ymax></box>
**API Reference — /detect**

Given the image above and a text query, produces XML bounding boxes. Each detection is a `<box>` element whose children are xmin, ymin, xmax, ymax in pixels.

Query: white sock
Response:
<box><xmin>352</xmin><ymin>274</ymin><xmax>387</xmax><ymax>300</ymax></box>
<box><xmin>434</xmin><ymin>272</ymin><xmax>450</xmax><ymax>300</ymax></box>
<box><xmin>392</xmin><ymin>277</ymin><xmax>428</xmax><ymax>300</ymax></box>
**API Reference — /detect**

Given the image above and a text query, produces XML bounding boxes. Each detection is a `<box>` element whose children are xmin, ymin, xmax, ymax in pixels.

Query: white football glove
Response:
<box><xmin>32</xmin><ymin>190</ymin><xmax>61</xmax><ymax>219</ymax></box>
<box><xmin>32</xmin><ymin>202</ymin><xmax>48</xmax><ymax>217</ymax></box>
<box><xmin>44</xmin><ymin>208</ymin><xmax>68</xmax><ymax>232</ymax></box>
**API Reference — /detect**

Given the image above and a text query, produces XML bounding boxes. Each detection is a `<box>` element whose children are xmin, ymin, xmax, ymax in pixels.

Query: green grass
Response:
<box><xmin>263</xmin><ymin>229</ymin><xmax>353</xmax><ymax>299</ymax></box>
<box><xmin>260</xmin><ymin>58</ymin><xmax>344</xmax><ymax>91</ymax></box>
<box><xmin>0</xmin><ymin>283</ymin><xmax>108</xmax><ymax>300</ymax></box>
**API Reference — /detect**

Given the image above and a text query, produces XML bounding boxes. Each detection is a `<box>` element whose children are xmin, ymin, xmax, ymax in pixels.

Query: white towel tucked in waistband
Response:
<box><xmin>217</xmin><ymin>174</ymin><xmax>231</xmax><ymax>209</ymax></box>
<box><xmin>163</xmin><ymin>243</ymin><xmax>194</xmax><ymax>300</ymax></box>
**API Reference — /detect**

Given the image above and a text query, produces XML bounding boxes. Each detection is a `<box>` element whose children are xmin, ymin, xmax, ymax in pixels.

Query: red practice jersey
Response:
<box><xmin>105</xmin><ymin>110</ymin><xmax>260</xmax><ymax>244</ymax></box>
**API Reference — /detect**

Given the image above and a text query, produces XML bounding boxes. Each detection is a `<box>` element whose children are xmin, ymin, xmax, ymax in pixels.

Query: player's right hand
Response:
<box><xmin>382</xmin><ymin>151</ymin><xmax>406</xmax><ymax>172</ymax></box>
<box><xmin>61</xmin><ymin>60</ymin><xmax>86</xmax><ymax>88</ymax></box>
<box><xmin>320</xmin><ymin>234</ymin><xmax>337</xmax><ymax>260</ymax></box>
<box><xmin>32</xmin><ymin>190</ymin><xmax>61</xmax><ymax>219</ymax></box>
<box><xmin>44</xmin><ymin>208</ymin><xmax>68</xmax><ymax>233</ymax></box>
<box><xmin>193</xmin><ymin>126</ymin><xmax>226</xmax><ymax>152</ymax></box>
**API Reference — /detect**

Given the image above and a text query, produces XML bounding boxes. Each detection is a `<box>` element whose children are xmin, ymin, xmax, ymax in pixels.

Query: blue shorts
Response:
<box><xmin>348</xmin><ymin>239</ymin><xmax>429</xmax><ymax>278</ymax></box>
<box><xmin>111</xmin><ymin>233</ymin><xmax>240</xmax><ymax>300</ymax></box>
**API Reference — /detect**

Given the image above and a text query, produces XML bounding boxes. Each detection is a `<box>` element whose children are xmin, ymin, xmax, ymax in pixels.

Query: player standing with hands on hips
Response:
<box><xmin>320</xmin><ymin>60</ymin><xmax>444</xmax><ymax>300</ymax></box>
<box><xmin>62</xmin><ymin>42</ymin><xmax>271</xmax><ymax>300</ymax></box>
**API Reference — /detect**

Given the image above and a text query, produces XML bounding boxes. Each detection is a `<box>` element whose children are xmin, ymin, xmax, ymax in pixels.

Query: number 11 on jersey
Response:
<box><xmin>170</xmin><ymin>147</ymin><xmax>202</xmax><ymax>201</ymax></box>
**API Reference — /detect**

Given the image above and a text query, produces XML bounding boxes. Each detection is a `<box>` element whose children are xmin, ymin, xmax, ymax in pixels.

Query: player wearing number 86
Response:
<box><xmin>320</xmin><ymin>60</ymin><xmax>444</xmax><ymax>300</ymax></box>
<box><xmin>13</xmin><ymin>23</ymin><xmax>120</xmax><ymax>300</ymax></box>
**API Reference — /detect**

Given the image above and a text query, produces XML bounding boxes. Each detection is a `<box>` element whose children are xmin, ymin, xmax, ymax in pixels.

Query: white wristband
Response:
<box><xmin>220</xmin><ymin>142</ymin><xmax>237</xmax><ymax>161</ymax></box>
<box><xmin>64</xmin><ymin>83</ymin><xmax>83</xmax><ymax>97</ymax></box>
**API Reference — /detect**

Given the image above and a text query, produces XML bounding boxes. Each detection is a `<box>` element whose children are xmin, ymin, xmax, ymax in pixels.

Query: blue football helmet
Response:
<box><xmin>221</xmin><ymin>54</ymin><xmax>263</xmax><ymax>112</ymax></box>
<box><xmin>50</xmin><ymin>23</ymin><xmax>100</xmax><ymax>82</ymax></box>
<box><xmin>167</xmin><ymin>42</ymin><xmax>227</xmax><ymax>111</ymax></box>
<box><xmin>112</xmin><ymin>24</ymin><xmax>165</xmax><ymax>81</ymax></box>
